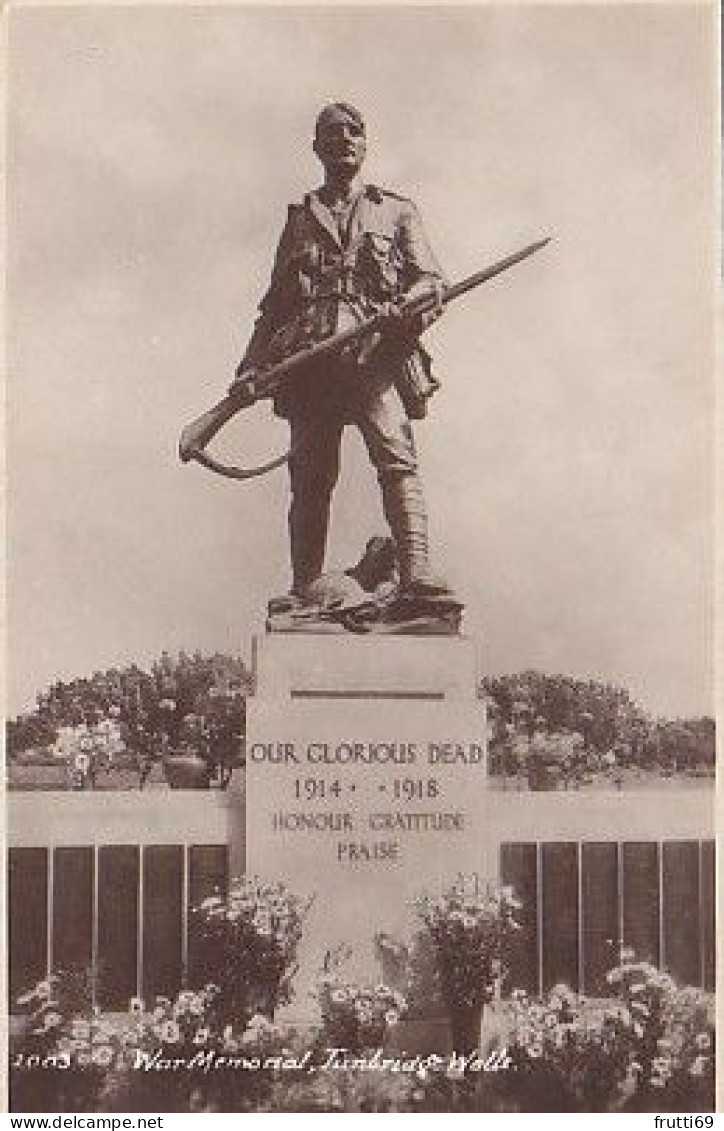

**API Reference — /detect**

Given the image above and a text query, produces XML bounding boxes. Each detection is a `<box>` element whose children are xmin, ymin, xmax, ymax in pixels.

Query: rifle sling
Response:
<box><xmin>187</xmin><ymin>444</ymin><xmax>291</xmax><ymax>481</ymax></box>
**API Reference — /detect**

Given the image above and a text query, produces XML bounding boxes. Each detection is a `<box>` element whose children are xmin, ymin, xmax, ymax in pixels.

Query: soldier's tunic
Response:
<box><xmin>241</xmin><ymin>183</ymin><xmax>446</xmax><ymax>593</ymax></box>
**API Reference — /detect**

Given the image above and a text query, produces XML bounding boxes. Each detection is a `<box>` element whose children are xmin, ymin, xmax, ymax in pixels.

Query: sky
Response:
<box><xmin>6</xmin><ymin>3</ymin><xmax>716</xmax><ymax>719</ymax></box>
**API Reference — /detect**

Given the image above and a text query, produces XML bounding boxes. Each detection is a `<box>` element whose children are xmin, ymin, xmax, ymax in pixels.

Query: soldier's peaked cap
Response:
<box><xmin>314</xmin><ymin>101</ymin><xmax>365</xmax><ymax>136</ymax></box>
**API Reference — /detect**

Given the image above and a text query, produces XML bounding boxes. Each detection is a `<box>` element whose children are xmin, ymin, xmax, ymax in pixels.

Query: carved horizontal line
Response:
<box><xmin>290</xmin><ymin>689</ymin><xmax>446</xmax><ymax>701</ymax></box>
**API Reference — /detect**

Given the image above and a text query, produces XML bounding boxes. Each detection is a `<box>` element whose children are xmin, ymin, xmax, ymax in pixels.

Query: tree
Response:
<box><xmin>8</xmin><ymin>652</ymin><xmax>251</xmax><ymax>788</ymax></box>
<box><xmin>6</xmin><ymin>713</ymin><xmax>57</xmax><ymax>758</ymax></box>
<box><xmin>481</xmin><ymin>672</ymin><xmax>713</xmax><ymax>780</ymax></box>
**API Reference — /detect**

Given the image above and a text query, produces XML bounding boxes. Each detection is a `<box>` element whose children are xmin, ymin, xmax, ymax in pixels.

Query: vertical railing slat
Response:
<box><xmin>581</xmin><ymin>842</ymin><xmax>619</xmax><ymax>995</ymax></box>
<box><xmin>8</xmin><ymin>848</ymin><xmax>48</xmax><ymax>1002</ymax></box>
<box><xmin>541</xmin><ymin>842</ymin><xmax>579</xmax><ymax>992</ymax></box>
<box><xmin>142</xmin><ymin>845</ymin><xmax>184</xmax><ymax>1001</ymax></box>
<box><xmin>97</xmin><ymin>846</ymin><xmax>140</xmax><ymax>1009</ymax></box>
<box><xmin>500</xmin><ymin>842</ymin><xmax>538</xmax><ymax>995</ymax></box>
<box><xmin>622</xmin><ymin>842</ymin><xmax>660</xmax><ymax>966</ymax></box>
<box><xmin>662</xmin><ymin>841</ymin><xmax>701</xmax><ymax>986</ymax></box>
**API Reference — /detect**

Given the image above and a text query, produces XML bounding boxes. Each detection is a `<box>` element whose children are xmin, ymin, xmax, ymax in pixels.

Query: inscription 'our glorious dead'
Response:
<box><xmin>248</xmin><ymin>741</ymin><xmax>485</xmax><ymax>765</ymax></box>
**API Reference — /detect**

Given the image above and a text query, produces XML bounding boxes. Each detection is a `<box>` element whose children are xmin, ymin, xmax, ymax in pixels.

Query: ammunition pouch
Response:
<box><xmin>394</xmin><ymin>345</ymin><xmax>440</xmax><ymax>420</ymax></box>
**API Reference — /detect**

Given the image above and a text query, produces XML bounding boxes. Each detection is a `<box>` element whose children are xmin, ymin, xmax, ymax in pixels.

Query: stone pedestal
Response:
<box><xmin>245</xmin><ymin>634</ymin><xmax>490</xmax><ymax>1013</ymax></box>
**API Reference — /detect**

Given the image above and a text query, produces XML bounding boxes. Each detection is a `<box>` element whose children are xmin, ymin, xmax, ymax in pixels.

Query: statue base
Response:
<box><xmin>245</xmin><ymin>633</ymin><xmax>489</xmax><ymax>1014</ymax></box>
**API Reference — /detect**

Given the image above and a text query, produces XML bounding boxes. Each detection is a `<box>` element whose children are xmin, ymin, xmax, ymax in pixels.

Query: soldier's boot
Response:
<box><xmin>289</xmin><ymin>496</ymin><xmax>332</xmax><ymax>600</ymax></box>
<box><xmin>381</xmin><ymin>473</ymin><xmax>455</xmax><ymax>599</ymax></box>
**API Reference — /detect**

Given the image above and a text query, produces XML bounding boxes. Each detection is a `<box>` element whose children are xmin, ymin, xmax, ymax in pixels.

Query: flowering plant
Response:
<box><xmin>189</xmin><ymin>877</ymin><xmax>311</xmax><ymax>1024</ymax></box>
<box><xmin>499</xmin><ymin>957</ymin><xmax>715</xmax><ymax>1112</ymax></box>
<box><xmin>126</xmin><ymin>984</ymin><xmax>232</xmax><ymax>1050</ymax></box>
<box><xmin>415</xmin><ymin>876</ymin><xmax>521</xmax><ymax>1013</ymax></box>
<box><xmin>502</xmin><ymin>984</ymin><xmax>633</xmax><ymax>1110</ymax></box>
<box><xmin>13</xmin><ymin>970</ymin><xmax>98</xmax><ymax>1054</ymax></box>
<box><xmin>605</xmin><ymin>955</ymin><xmax>715</xmax><ymax>1109</ymax></box>
<box><xmin>10</xmin><ymin>973</ymin><xmax>130</xmax><ymax>1112</ymax></box>
<box><xmin>318</xmin><ymin>976</ymin><xmax>407</xmax><ymax>1053</ymax></box>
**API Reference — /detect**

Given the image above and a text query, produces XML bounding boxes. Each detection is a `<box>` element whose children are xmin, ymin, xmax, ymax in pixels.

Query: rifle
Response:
<box><xmin>178</xmin><ymin>237</ymin><xmax>550</xmax><ymax>481</ymax></box>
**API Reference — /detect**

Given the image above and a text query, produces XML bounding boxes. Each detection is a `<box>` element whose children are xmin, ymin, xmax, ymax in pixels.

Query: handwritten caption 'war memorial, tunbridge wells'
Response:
<box><xmin>248</xmin><ymin>739</ymin><xmax>486</xmax><ymax>866</ymax></box>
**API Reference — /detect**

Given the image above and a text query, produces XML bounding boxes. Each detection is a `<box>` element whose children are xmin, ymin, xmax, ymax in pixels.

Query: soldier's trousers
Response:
<box><xmin>287</xmin><ymin>379</ymin><xmax>429</xmax><ymax>593</ymax></box>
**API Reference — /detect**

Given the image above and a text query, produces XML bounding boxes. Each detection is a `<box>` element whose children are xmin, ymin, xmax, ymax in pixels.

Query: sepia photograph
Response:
<box><xmin>4</xmin><ymin>1</ymin><xmax>717</xmax><ymax>1114</ymax></box>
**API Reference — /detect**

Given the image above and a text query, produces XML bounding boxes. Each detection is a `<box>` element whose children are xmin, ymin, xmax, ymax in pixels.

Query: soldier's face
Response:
<box><xmin>314</xmin><ymin>116</ymin><xmax>367</xmax><ymax>177</ymax></box>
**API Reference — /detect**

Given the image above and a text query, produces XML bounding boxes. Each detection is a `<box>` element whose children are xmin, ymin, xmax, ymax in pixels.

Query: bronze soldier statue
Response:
<box><xmin>230</xmin><ymin>101</ymin><xmax>456</xmax><ymax>612</ymax></box>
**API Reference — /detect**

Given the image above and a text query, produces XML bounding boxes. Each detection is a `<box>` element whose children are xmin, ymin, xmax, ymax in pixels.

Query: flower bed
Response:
<box><xmin>8</xmin><ymin>879</ymin><xmax>715</xmax><ymax>1113</ymax></box>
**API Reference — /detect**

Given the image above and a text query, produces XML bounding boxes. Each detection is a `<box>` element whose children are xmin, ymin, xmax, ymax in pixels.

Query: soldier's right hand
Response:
<box><xmin>379</xmin><ymin>297</ymin><xmax>421</xmax><ymax>342</ymax></box>
<box><xmin>379</xmin><ymin>297</ymin><xmax>406</xmax><ymax>324</ymax></box>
